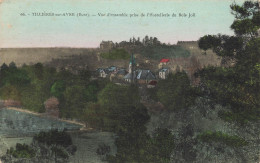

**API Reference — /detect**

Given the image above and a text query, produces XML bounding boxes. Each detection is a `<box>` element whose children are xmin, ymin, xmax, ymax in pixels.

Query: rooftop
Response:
<box><xmin>159</xmin><ymin>68</ymin><xmax>169</xmax><ymax>72</ymax></box>
<box><xmin>124</xmin><ymin>69</ymin><xmax>156</xmax><ymax>80</ymax></box>
<box><xmin>160</xmin><ymin>59</ymin><xmax>170</xmax><ymax>63</ymax></box>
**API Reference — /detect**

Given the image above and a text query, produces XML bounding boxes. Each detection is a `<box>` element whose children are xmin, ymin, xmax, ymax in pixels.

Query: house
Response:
<box><xmin>124</xmin><ymin>54</ymin><xmax>156</xmax><ymax>84</ymax></box>
<box><xmin>110</xmin><ymin>68</ymin><xmax>128</xmax><ymax>82</ymax></box>
<box><xmin>124</xmin><ymin>69</ymin><xmax>156</xmax><ymax>84</ymax></box>
<box><xmin>136</xmin><ymin>70</ymin><xmax>156</xmax><ymax>84</ymax></box>
<box><xmin>100</xmin><ymin>41</ymin><xmax>114</xmax><ymax>50</ymax></box>
<box><xmin>124</xmin><ymin>71</ymin><xmax>137</xmax><ymax>83</ymax></box>
<box><xmin>108</xmin><ymin>66</ymin><xmax>117</xmax><ymax>72</ymax></box>
<box><xmin>158</xmin><ymin>58</ymin><xmax>170</xmax><ymax>69</ymax></box>
<box><xmin>116</xmin><ymin>68</ymin><xmax>128</xmax><ymax>78</ymax></box>
<box><xmin>159</xmin><ymin>68</ymin><xmax>170</xmax><ymax>79</ymax></box>
<box><xmin>96</xmin><ymin>68</ymin><xmax>110</xmax><ymax>78</ymax></box>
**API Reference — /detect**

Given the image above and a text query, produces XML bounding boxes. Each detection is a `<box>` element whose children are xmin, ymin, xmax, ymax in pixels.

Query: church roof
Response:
<box><xmin>124</xmin><ymin>71</ymin><xmax>137</xmax><ymax>79</ymax></box>
<box><xmin>124</xmin><ymin>70</ymin><xmax>156</xmax><ymax>80</ymax></box>
<box><xmin>117</xmin><ymin>69</ymin><xmax>128</xmax><ymax>75</ymax></box>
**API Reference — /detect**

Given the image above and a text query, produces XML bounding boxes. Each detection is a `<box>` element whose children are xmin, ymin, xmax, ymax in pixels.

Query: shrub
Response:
<box><xmin>197</xmin><ymin>131</ymin><xmax>248</xmax><ymax>147</ymax></box>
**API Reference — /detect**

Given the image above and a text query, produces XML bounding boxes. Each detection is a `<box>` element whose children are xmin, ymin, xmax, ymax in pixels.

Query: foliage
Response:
<box><xmin>107</xmin><ymin>128</ymin><xmax>174</xmax><ymax>163</ymax></box>
<box><xmin>138</xmin><ymin>45</ymin><xmax>190</xmax><ymax>60</ymax></box>
<box><xmin>197</xmin><ymin>131</ymin><xmax>248</xmax><ymax>147</ymax></box>
<box><xmin>0</xmin><ymin>62</ymin><xmax>98</xmax><ymax>118</ymax></box>
<box><xmin>115</xmin><ymin>35</ymin><xmax>190</xmax><ymax>59</ymax></box>
<box><xmin>81</xmin><ymin>83</ymin><xmax>175</xmax><ymax>163</ymax></box>
<box><xmin>197</xmin><ymin>1</ymin><xmax>260</xmax><ymax>123</ymax></box>
<box><xmin>51</xmin><ymin>80</ymin><xmax>66</xmax><ymax>99</ymax></box>
<box><xmin>155</xmin><ymin>72</ymin><xmax>198</xmax><ymax>111</ymax></box>
<box><xmin>0</xmin><ymin>84</ymin><xmax>21</xmax><ymax>101</ymax></box>
<box><xmin>84</xmin><ymin>84</ymin><xmax>99</xmax><ymax>102</ymax></box>
<box><xmin>2</xmin><ymin>130</ymin><xmax>77</xmax><ymax>162</ymax></box>
<box><xmin>33</xmin><ymin>130</ymin><xmax>72</xmax><ymax>147</ymax></box>
<box><xmin>61</xmin><ymin>85</ymin><xmax>87</xmax><ymax>118</ymax></box>
<box><xmin>96</xmin><ymin>143</ymin><xmax>111</xmax><ymax>156</ymax></box>
<box><xmin>32</xmin><ymin>130</ymin><xmax>77</xmax><ymax>162</ymax></box>
<box><xmin>145</xmin><ymin>128</ymin><xmax>175</xmax><ymax>162</ymax></box>
<box><xmin>94</xmin><ymin>83</ymin><xmax>149</xmax><ymax>132</ymax></box>
<box><xmin>82</xmin><ymin>102</ymin><xmax>104</xmax><ymax>129</ymax></box>
<box><xmin>0</xmin><ymin>63</ymin><xmax>30</xmax><ymax>87</ymax></box>
<box><xmin>101</xmin><ymin>48</ymin><xmax>130</xmax><ymax>60</ymax></box>
<box><xmin>230</xmin><ymin>1</ymin><xmax>259</xmax><ymax>37</ymax></box>
<box><xmin>6</xmin><ymin>143</ymin><xmax>35</xmax><ymax>158</ymax></box>
<box><xmin>20</xmin><ymin>85</ymin><xmax>46</xmax><ymax>113</ymax></box>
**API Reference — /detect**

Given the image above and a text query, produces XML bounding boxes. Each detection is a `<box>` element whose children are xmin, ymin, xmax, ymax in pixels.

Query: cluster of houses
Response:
<box><xmin>96</xmin><ymin>56</ymin><xmax>170</xmax><ymax>88</ymax></box>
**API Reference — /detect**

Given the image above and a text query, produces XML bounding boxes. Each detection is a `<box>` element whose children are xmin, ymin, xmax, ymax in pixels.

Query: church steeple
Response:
<box><xmin>129</xmin><ymin>53</ymin><xmax>136</xmax><ymax>84</ymax></box>
<box><xmin>129</xmin><ymin>53</ymin><xmax>135</xmax><ymax>73</ymax></box>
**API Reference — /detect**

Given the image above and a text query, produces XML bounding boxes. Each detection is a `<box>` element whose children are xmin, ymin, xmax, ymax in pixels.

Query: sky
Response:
<box><xmin>0</xmin><ymin>0</ymin><xmax>247</xmax><ymax>48</ymax></box>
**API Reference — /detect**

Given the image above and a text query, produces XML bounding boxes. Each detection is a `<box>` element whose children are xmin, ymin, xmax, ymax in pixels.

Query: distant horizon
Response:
<box><xmin>0</xmin><ymin>37</ymin><xmax>200</xmax><ymax>48</ymax></box>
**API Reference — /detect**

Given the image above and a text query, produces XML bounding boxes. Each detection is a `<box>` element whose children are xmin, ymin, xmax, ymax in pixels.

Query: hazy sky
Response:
<box><xmin>0</xmin><ymin>0</ymin><xmax>247</xmax><ymax>48</ymax></box>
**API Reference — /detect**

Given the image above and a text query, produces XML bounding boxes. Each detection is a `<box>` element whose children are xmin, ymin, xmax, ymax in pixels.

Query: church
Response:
<box><xmin>124</xmin><ymin>54</ymin><xmax>156</xmax><ymax>84</ymax></box>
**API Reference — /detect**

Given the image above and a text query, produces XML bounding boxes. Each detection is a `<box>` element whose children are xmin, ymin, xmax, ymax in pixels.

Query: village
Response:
<box><xmin>96</xmin><ymin>39</ymin><xmax>203</xmax><ymax>88</ymax></box>
<box><xmin>95</xmin><ymin>56</ymin><xmax>170</xmax><ymax>88</ymax></box>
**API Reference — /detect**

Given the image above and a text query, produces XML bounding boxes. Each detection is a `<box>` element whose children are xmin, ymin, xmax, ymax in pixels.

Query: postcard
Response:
<box><xmin>0</xmin><ymin>0</ymin><xmax>259</xmax><ymax>163</ymax></box>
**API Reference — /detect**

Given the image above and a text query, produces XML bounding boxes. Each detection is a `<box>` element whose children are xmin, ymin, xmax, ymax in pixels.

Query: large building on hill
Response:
<box><xmin>100</xmin><ymin>41</ymin><xmax>114</xmax><ymax>50</ymax></box>
<box><xmin>177</xmin><ymin>41</ymin><xmax>198</xmax><ymax>50</ymax></box>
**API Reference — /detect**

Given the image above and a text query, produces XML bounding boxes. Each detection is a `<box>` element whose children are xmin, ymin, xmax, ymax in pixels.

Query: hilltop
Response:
<box><xmin>0</xmin><ymin>39</ymin><xmax>221</xmax><ymax>79</ymax></box>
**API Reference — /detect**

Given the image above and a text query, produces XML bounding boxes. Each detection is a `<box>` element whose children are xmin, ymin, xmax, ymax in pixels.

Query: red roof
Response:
<box><xmin>160</xmin><ymin>59</ymin><xmax>170</xmax><ymax>63</ymax></box>
<box><xmin>149</xmin><ymin>80</ymin><xmax>157</xmax><ymax>85</ymax></box>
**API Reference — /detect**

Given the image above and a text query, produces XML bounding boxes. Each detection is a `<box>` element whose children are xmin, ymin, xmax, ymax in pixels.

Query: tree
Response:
<box><xmin>146</xmin><ymin>128</ymin><xmax>175</xmax><ymax>162</ymax></box>
<box><xmin>20</xmin><ymin>85</ymin><xmax>47</xmax><ymax>112</ymax></box>
<box><xmin>197</xmin><ymin>1</ymin><xmax>260</xmax><ymax>123</ymax></box>
<box><xmin>198</xmin><ymin>1</ymin><xmax>259</xmax><ymax>61</ymax></box>
<box><xmin>97</xmin><ymin>83</ymin><xmax>149</xmax><ymax>132</ymax></box>
<box><xmin>152</xmin><ymin>37</ymin><xmax>160</xmax><ymax>45</ymax></box>
<box><xmin>107</xmin><ymin>128</ymin><xmax>175</xmax><ymax>163</ymax></box>
<box><xmin>9</xmin><ymin>62</ymin><xmax>17</xmax><ymax>69</ymax></box>
<box><xmin>5</xmin><ymin>143</ymin><xmax>36</xmax><ymax>158</ymax></box>
<box><xmin>33</xmin><ymin>63</ymin><xmax>44</xmax><ymax>80</ymax></box>
<box><xmin>0</xmin><ymin>66</ymin><xmax>30</xmax><ymax>87</ymax></box>
<box><xmin>51</xmin><ymin>80</ymin><xmax>66</xmax><ymax>99</ymax></box>
<box><xmin>84</xmin><ymin>84</ymin><xmax>98</xmax><ymax>102</ymax></box>
<box><xmin>156</xmin><ymin>72</ymin><xmax>197</xmax><ymax>112</ymax></box>
<box><xmin>32</xmin><ymin>130</ymin><xmax>77</xmax><ymax>162</ymax></box>
<box><xmin>1</xmin><ymin>130</ymin><xmax>76</xmax><ymax>163</ymax></box>
<box><xmin>0</xmin><ymin>63</ymin><xmax>8</xmax><ymax>73</ymax></box>
<box><xmin>144</xmin><ymin>35</ymin><xmax>149</xmax><ymax>45</ymax></box>
<box><xmin>0</xmin><ymin>84</ymin><xmax>21</xmax><ymax>101</ymax></box>
<box><xmin>62</xmin><ymin>85</ymin><xmax>87</xmax><ymax>118</ymax></box>
<box><xmin>137</xmin><ymin>37</ymin><xmax>140</xmax><ymax>43</ymax></box>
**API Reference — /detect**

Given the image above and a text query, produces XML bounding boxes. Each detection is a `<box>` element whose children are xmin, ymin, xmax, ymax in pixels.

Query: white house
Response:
<box><xmin>97</xmin><ymin>68</ymin><xmax>110</xmax><ymax>78</ymax></box>
<box><xmin>159</xmin><ymin>68</ymin><xmax>169</xmax><ymax>79</ymax></box>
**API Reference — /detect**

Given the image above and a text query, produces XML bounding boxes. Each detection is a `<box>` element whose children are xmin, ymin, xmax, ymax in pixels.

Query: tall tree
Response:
<box><xmin>197</xmin><ymin>1</ymin><xmax>260</xmax><ymax>123</ymax></box>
